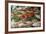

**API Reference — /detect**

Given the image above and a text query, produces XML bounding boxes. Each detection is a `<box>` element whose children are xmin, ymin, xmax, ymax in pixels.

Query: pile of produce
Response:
<box><xmin>11</xmin><ymin>6</ymin><xmax>41</xmax><ymax>28</ymax></box>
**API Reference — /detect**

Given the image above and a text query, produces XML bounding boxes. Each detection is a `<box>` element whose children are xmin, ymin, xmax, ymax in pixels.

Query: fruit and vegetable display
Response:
<box><xmin>11</xmin><ymin>6</ymin><xmax>41</xmax><ymax>28</ymax></box>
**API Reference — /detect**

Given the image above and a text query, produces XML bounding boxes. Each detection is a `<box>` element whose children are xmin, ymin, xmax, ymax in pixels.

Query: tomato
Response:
<box><xmin>20</xmin><ymin>13</ymin><xmax>34</xmax><ymax>19</ymax></box>
<box><xmin>21</xmin><ymin>15</ymin><xmax>27</xmax><ymax>19</ymax></box>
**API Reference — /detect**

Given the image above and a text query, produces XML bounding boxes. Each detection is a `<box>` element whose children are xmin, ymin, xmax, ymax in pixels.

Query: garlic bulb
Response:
<box><xmin>32</xmin><ymin>21</ymin><xmax>41</xmax><ymax>27</ymax></box>
<box><xmin>11</xmin><ymin>19</ymin><xmax>15</xmax><ymax>28</ymax></box>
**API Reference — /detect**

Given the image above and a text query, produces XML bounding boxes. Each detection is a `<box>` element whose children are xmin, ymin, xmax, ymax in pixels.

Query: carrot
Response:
<box><xmin>20</xmin><ymin>13</ymin><xmax>34</xmax><ymax>19</ymax></box>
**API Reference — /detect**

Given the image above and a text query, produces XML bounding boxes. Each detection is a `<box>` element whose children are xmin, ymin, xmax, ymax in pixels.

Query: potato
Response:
<box><xmin>25</xmin><ymin>21</ymin><xmax>33</xmax><ymax>26</ymax></box>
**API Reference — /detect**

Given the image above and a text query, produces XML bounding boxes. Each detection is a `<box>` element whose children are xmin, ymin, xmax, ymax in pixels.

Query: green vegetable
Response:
<box><xmin>11</xmin><ymin>16</ymin><xmax>21</xmax><ymax>22</ymax></box>
<box><xmin>26</xmin><ymin>16</ymin><xmax>40</xmax><ymax>21</ymax></box>
<box><xmin>13</xmin><ymin>11</ymin><xmax>22</xmax><ymax>15</ymax></box>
